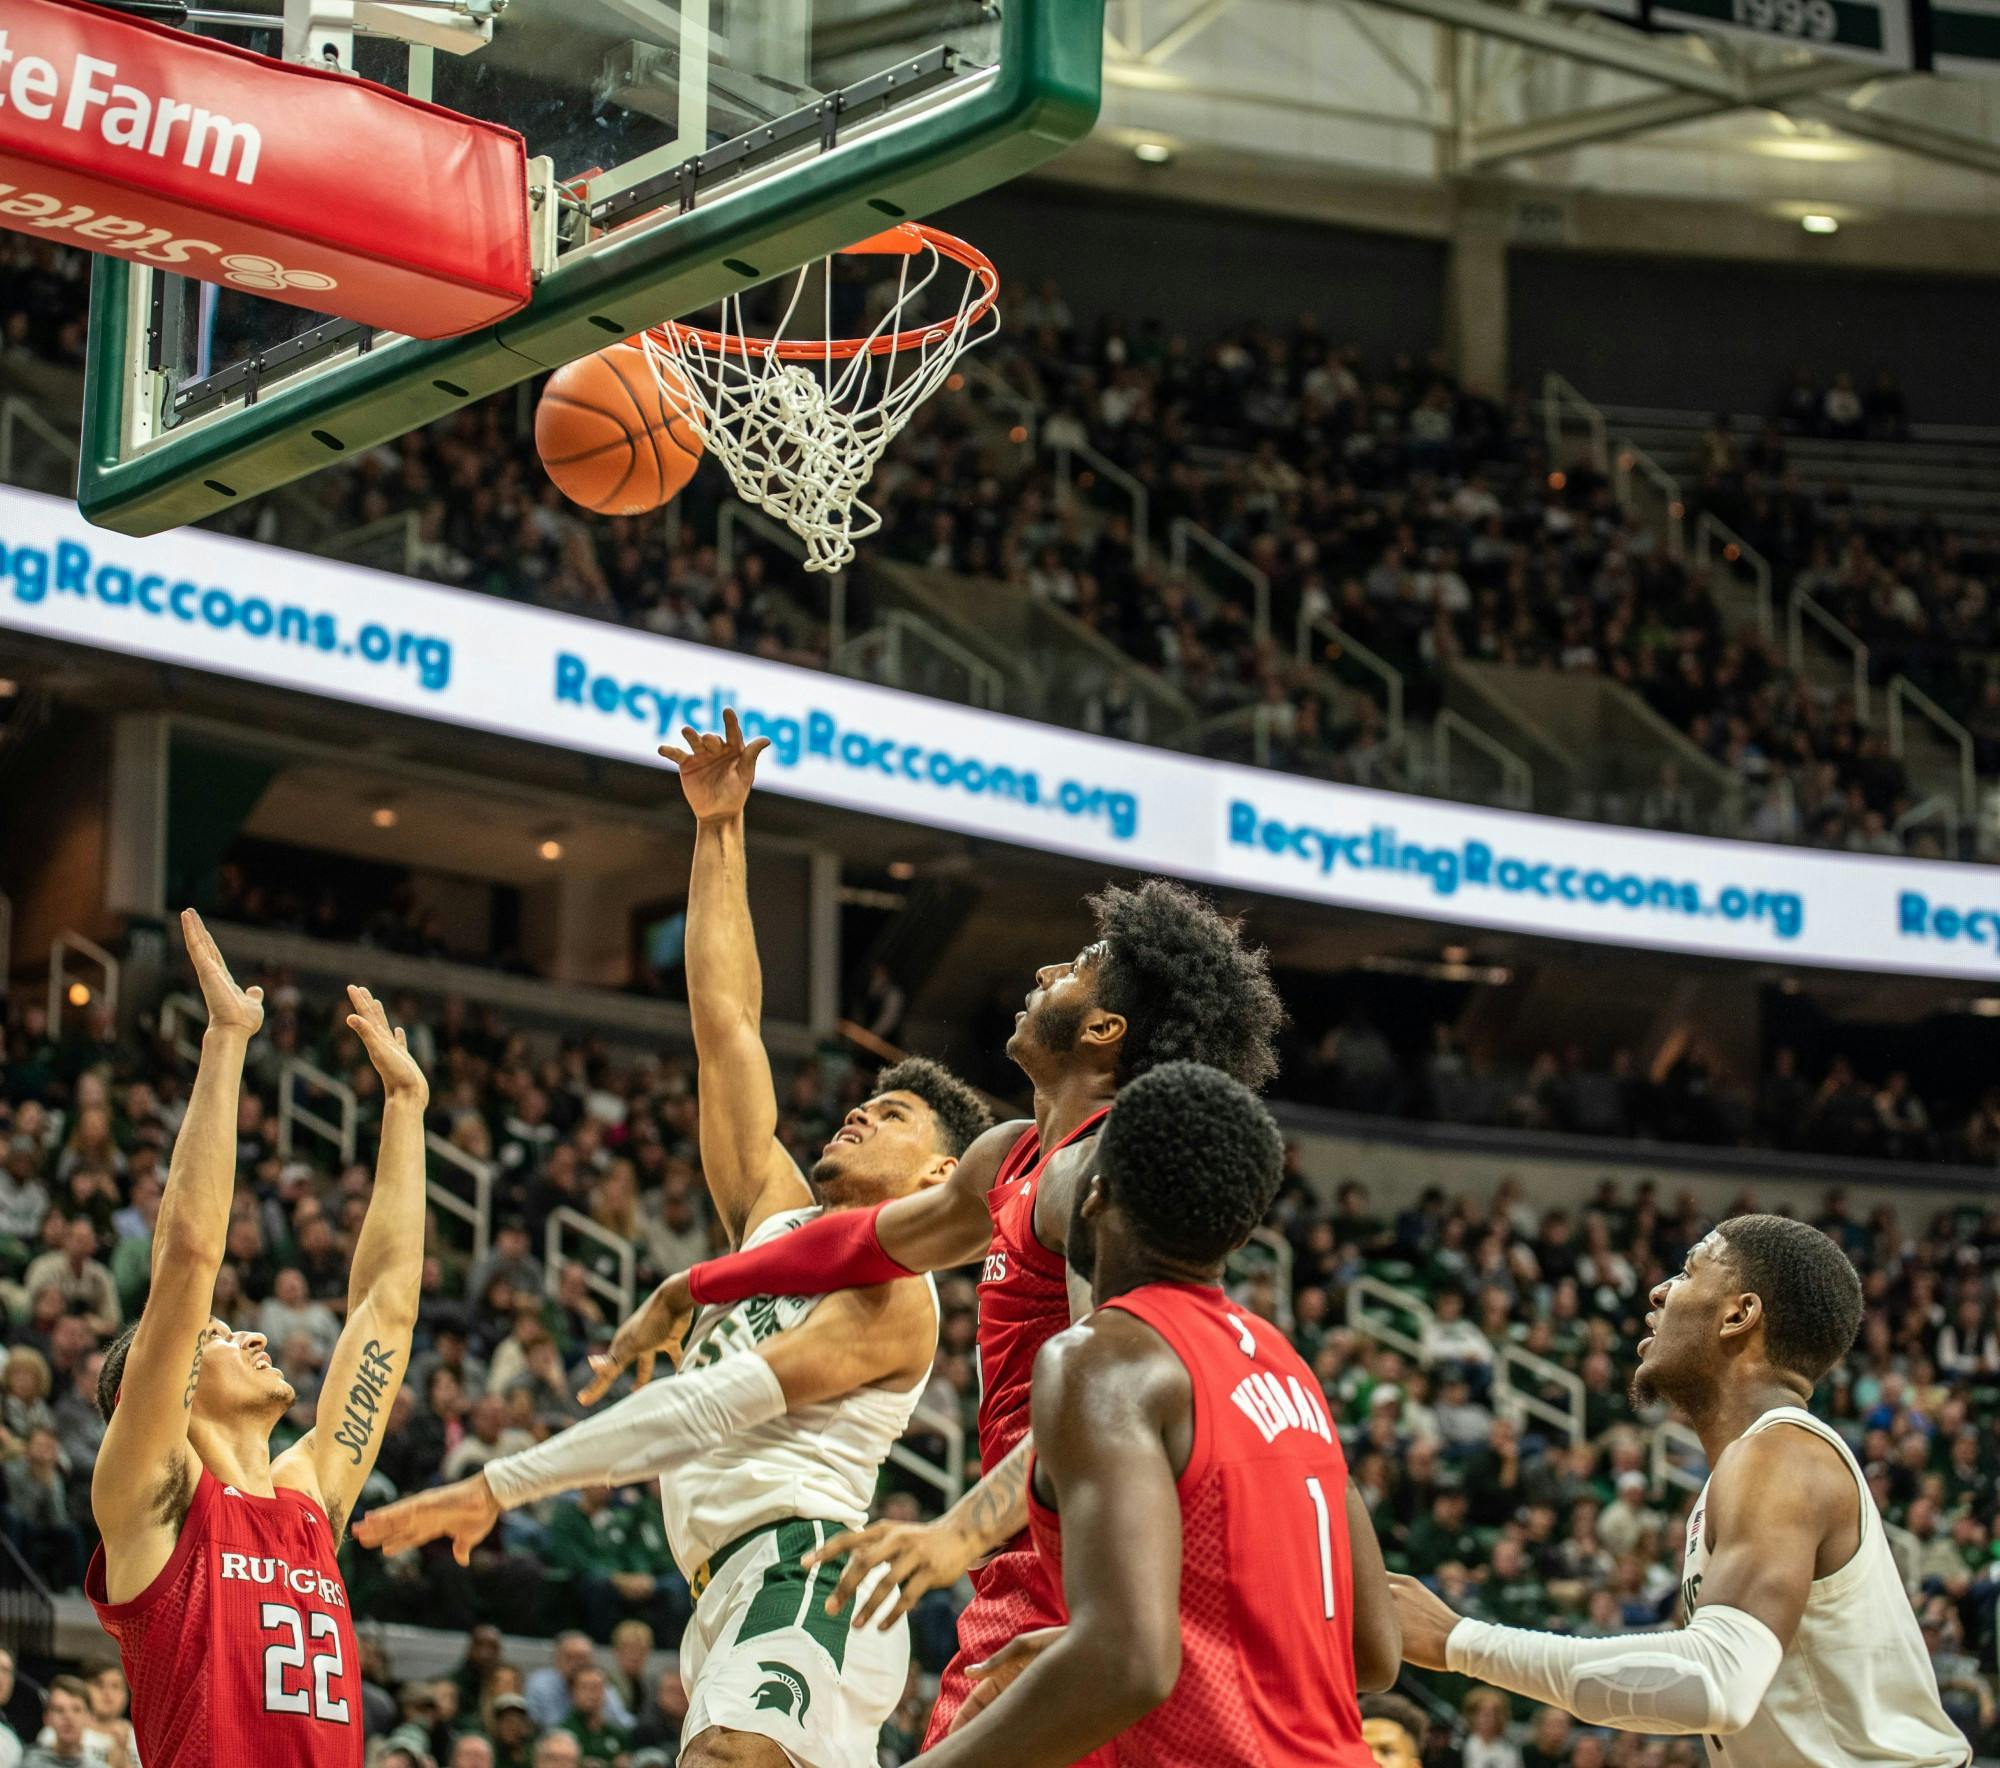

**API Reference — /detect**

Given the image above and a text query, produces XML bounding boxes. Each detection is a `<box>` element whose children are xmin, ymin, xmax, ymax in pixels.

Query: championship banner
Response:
<box><xmin>0</xmin><ymin>0</ymin><xmax>530</xmax><ymax>337</ymax></box>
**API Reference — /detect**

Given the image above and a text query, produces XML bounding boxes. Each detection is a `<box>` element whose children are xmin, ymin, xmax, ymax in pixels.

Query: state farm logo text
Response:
<box><xmin>0</xmin><ymin>31</ymin><xmax>262</xmax><ymax>183</ymax></box>
<box><xmin>0</xmin><ymin>185</ymin><xmax>340</xmax><ymax>286</ymax></box>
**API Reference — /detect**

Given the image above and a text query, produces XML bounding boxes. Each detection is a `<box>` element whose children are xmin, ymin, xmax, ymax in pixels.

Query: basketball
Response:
<box><xmin>535</xmin><ymin>343</ymin><xmax>705</xmax><ymax>517</ymax></box>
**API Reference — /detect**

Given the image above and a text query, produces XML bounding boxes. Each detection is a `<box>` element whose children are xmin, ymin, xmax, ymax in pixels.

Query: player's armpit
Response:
<box><xmin>1694</xmin><ymin>1424</ymin><xmax>1856</xmax><ymax>1652</ymax></box>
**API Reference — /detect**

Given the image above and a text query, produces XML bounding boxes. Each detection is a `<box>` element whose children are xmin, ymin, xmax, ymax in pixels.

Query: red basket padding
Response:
<box><xmin>0</xmin><ymin>0</ymin><xmax>530</xmax><ymax>338</ymax></box>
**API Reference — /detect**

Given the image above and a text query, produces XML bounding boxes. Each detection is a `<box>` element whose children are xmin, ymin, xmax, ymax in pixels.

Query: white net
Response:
<box><xmin>636</xmin><ymin>228</ymin><xmax>999</xmax><ymax>574</ymax></box>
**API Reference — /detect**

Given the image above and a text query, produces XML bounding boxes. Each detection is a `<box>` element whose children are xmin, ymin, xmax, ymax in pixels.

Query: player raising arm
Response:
<box><xmin>925</xmin><ymin>1062</ymin><xmax>1398</xmax><ymax>1768</ymax></box>
<box><xmin>86</xmin><ymin>914</ymin><xmax>428</xmax><ymax>1768</ymax></box>
<box><xmin>360</xmin><ymin>712</ymin><xmax>986</xmax><ymax>1768</ymax></box>
<box><xmin>599</xmin><ymin>719</ymin><xmax>1283</xmax><ymax>1747</ymax></box>
<box><xmin>1392</xmin><ymin>1217</ymin><xmax>1967</xmax><ymax>1768</ymax></box>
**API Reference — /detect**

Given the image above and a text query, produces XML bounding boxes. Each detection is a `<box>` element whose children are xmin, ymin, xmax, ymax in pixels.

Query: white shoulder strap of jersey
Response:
<box><xmin>1741</xmin><ymin>1406</ymin><xmax>1871</xmax><ymax>1551</ymax></box>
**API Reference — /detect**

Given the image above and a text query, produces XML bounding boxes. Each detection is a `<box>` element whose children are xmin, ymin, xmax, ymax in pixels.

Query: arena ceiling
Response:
<box><xmin>1091</xmin><ymin>0</ymin><xmax>2000</xmax><ymax>212</ymax></box>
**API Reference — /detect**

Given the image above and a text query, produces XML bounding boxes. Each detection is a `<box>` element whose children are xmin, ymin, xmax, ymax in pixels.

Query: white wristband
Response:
<box><xmin>1446</xmin><ymin>1604</ymin><xmax>1783</xmax><ymax>1737</ymax></box>
<box><xmin>483</xmin><ymin>1354</ymin><xmax>786</xmax><ymax>1509</ymax></box>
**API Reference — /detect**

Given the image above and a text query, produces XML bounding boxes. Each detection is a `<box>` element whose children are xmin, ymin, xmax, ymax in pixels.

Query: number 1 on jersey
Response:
<box><xmin>1304</xmin><ymin>1477</ymin><xmax>1335</xmax><ymax>1621</ymax></box>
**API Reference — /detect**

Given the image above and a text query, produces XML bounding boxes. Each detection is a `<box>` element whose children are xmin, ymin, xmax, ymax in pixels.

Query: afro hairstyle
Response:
<box><xmin>1087</xmin><ymin>879</ymin><xmax>1283</xmax><ymax>1092</ymax></box>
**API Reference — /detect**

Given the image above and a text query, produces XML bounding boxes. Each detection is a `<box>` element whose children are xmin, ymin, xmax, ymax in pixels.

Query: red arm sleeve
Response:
<box><xmin>685</xmin><ymin>1201</ymin><xmax>916</xmax><ymax>1306</ymax></box>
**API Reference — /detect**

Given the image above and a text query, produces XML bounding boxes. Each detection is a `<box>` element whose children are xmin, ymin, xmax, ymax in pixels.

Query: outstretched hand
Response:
<box><xmin>182</xmin><ymin>908</ymin><xmax>263</xmax><ymax>1038</ymax></box>
<box><xmin>804</xmin><ymin>1514</ymin><xmax>981</xmax><ymax>1631</ymax></box>
<box><xmin>659</xmin><ymin>707</ymin><xmax>771</xmax><ymax>825</ymax></box>
<box><xmin>345</xmin><ymin>984</ymin><xmax>428</xmax><ymax>1107</ymax></box>
<box><xmin>576</xmin><ymin>1274</ymin><xmax>695</xmax><ymax>1406</ymax></box>
<box><xmin>1387</xmin><ymin>1571</ymin><xmax>1463</xmax><ymax>1671</ymax></box>
<box><xmin>352</xmin><ymin>1475</ymin><xmax>501</xmax><ymax>1567</ymax></box>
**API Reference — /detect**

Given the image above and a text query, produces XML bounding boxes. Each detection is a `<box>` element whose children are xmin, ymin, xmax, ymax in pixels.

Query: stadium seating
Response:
<box><xmin>4</xmin><ymin>930</ymin><xmax>2000</xmax><ymax>1763</ymax></box>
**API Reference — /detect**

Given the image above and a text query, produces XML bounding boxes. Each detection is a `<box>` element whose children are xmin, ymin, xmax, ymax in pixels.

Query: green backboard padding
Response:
<box><xmin>77</xmin><ymin>0</ymin><xmax>1102</xmax><ymax>537</ymax></box>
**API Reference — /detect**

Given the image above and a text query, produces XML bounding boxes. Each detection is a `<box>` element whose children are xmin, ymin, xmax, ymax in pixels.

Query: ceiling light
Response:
<box><xmin>370</xmin><ymin>806</ymin><xmax>398</xmax><ymax>829</ymax></box>
<box><xmin>66</xmin><ymin>982</ymin><xmax>90</xmax><ymax>1008</ymax></box>
<box><xmin>1801</xmin><ymin>213</ymin><xmax>1839</xmax><ymax>234</ymax></box>
<box><xmin>1133</xmin><ymin>140</ymin><xmax>1173</xmax><ymax>165</ymax></box>
<box><xmin>538</xmin><ymin>838</ymin><xmax>563</xmax><ymax>862</ymax></box>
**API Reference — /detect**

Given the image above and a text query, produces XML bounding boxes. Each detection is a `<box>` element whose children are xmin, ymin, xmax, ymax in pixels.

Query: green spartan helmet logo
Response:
<box><xmin>753</xmin><ymin>1662</ymin><xmax>811</xmax><ymax>1722</ymax></box>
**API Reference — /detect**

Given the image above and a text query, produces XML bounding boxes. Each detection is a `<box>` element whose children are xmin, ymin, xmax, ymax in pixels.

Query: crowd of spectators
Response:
<box><xmin>6</xmin><ymin>240</ymin><xmax>1993</xmax><ymax>860</ymax></box>
<box><xmin>4</xmin><ymin>935</ymin><xmax>2000</xmax><ymax>1764</ymax></box>
<box><xmin>0</xmin><ymin>237</ymin><xmax>88</xmax><ymax>374</ymax></box>
<box><xmin>1297</xmin><ymin>1010</ymin><xmax>2000</xmax><ymax>1168</ymax></box>
<box><xmin>1688</xmin><ymin>392</ymin><xmax>2000</xmax><ymax>806</ymax></box>
<box><xmin>917</xmin><ymin>307</ymin><xmax>1986</xmax><ymax>857</ymax></box>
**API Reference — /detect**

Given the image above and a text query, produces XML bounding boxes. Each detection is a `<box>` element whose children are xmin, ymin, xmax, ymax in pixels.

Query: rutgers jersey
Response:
<box><xmin>86</xmin><ymin>1468</ymin><xmax>361</xmax><ymax>1768</ymax></box>
<box><xmin>974</xmin><ymin>1107</ymin><xmax>1109</xmax><ymax>1476</ymax></box>
<box><xmin>924</xmin><ymin>1109</ymin><xmax>1115</xmax><ymax>1760</ymax></box>
<box><xmin>1027</xmin><ymin>1282</ymin><xmax>1373</xmax><ymax>1767</ymax></box>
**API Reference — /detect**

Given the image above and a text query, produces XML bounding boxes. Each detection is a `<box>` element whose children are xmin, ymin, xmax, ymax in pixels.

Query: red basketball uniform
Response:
<box><xmin>86</xmin><ymin>1468</ymin><xmax>363</xmax><ymax>1768</ymax></box>
<box><xmin>1025</xmin><ymin>1282</ymin><xmax>1374</xmax><ymax>1767</ymax></box>
<box><xmin>923</xmin><ymin>1108</ymin><xmax>1111</xmax><ymax>1758</ymax></box>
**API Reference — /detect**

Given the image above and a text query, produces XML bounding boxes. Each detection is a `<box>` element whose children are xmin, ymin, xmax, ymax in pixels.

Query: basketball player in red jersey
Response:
<box><xmin>599</xmin><ymin>712</ymin><xmax>1284</xmax><ymax>1751</ymax></box>
<box><xmin>84</xmin><ymin>911</ymin><xmax>428</xmax><ymax>1768</ymax></box>
<box><xmin>923</xmin><ymin>1060</ymin><xmax>1398</xmax><ymax>1766</ymax></box>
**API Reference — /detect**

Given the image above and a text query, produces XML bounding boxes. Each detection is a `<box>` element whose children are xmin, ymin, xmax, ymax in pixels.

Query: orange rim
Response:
<box><xmin>645</xmin><ymin>221</ymin><xmax>998</xmax><ymax>363</ymax></box>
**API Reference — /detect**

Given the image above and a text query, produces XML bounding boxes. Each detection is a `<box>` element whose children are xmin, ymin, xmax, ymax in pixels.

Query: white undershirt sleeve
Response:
<box><xmin>1445</xmin><ymin>1605</ymin><xmax>1785</xmax><ymax>1736</ymax></box>
<box><xmin>480</xmin><ymin>1354</ymin><xmax>786</xmax><ymax>1509</ymax></box>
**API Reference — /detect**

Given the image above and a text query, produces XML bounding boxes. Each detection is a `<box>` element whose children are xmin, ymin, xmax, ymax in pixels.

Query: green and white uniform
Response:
<box><xmin>669</xmin><ymin>1207</ymin><xmax>938</xmax><ymax>1768</ymax></box>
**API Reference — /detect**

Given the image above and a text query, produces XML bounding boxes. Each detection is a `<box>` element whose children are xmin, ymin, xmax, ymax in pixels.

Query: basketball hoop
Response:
<box><xmin>635</xmin><ymin>222</ymin><xmax>1000</xmax><ymax>574</ymax></box>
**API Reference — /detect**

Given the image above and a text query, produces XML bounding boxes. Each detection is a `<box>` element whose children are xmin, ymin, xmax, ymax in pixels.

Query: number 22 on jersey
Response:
<box><xmin>260</xmin><ymin>1602</ymin><xmax>351</xmax><ymax>1721</ymax></box>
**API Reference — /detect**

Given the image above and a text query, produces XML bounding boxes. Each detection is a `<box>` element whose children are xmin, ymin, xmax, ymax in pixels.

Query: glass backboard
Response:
<box><xmin>79</xmin><ymin>0</ymin><xmax>1101</xmax><ymax>536</ymax></box>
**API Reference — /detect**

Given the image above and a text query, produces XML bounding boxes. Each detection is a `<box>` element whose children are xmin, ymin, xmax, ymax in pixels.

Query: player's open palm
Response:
<box><xmin>345</xmin><ymin>984</ymin><xmax>428</xmax><ymax>1107</ymax></box>
<box><xmin>660</xmin><ymin>707</ymin><xmax>771</xmax><ymax>824</ymax></box>
<box><xmin>352</xmin><ymin>1474</ymin><xmax>500</xmax><ymax>1567</ymax></box>
<box><xmin>182</xmin><ymin>908</ymin><xmax>263</xmax><ymax>1037</ymax></box>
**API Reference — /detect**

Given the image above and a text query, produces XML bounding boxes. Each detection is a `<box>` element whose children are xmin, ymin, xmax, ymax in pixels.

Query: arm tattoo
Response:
<box><xmin>960</xmin><ymin>1441</ymin><xmax>1031</xmax><ymax>1545</ymax></box>
<box><xmin>182</xmin><ymin>1332</ymin><xmax>205</xmax><ymax>1408</ymax></box>
<box><xmin>332</xmin><ymin>1340</ymin><xmax>398</xmax><ymax>1466</ymax></box>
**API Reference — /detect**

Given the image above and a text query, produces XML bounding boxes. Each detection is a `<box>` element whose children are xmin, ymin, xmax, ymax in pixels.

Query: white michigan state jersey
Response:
<box><xmin>660</xmin><ymin>1206</ymin><xmax>939</xmax><ymax>1574</ymax></box>
<box><xmin>1680</xmin><ymin>1406</ymin><xmax>1967</xmax><ymax>1768</ymax></box>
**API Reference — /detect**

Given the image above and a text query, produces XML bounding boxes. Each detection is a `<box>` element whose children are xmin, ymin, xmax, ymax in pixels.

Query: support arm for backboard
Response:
<box><xmin>78</xmin><ymin>0</ymin><xmax>1103</xmax><ymax>537</ymax></box>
